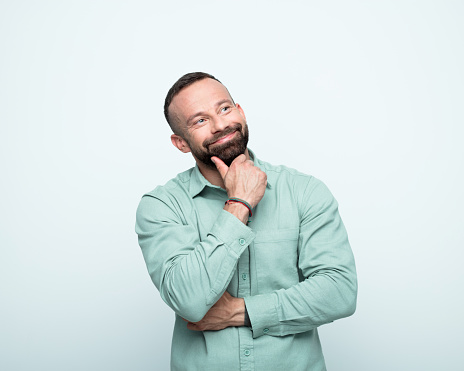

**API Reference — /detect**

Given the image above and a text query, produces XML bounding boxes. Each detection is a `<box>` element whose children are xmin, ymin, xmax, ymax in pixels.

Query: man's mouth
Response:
<box><xmin>209</xmin><ymin>130</ymin><xmax>238</xmax><ymax>146</ymax></box>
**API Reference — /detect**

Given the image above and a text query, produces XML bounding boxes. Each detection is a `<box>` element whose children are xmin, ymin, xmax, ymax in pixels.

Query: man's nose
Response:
<box><xmin>211</xmin><ymin>116</ymin><xmax>229</xmax><ymax>133</ymax></box>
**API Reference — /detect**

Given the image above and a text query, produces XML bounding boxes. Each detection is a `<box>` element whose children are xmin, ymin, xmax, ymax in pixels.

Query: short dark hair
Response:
<box><xmin>164</xmin><ymin>72</ymin><xmax>221</xmax><ymax>135</ymax></box>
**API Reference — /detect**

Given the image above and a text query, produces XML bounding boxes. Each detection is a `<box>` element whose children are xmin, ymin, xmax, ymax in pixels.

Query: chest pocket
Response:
<box><xmin>252</xmin><ymin>228</ymin><xmax>300</xmax><ymax>294</ymax></box>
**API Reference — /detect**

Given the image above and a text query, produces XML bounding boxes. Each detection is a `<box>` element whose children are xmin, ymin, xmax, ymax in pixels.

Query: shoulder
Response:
<box><xmin>136</xmin><ymin>167</ymin><xmax>196</xmax><ymax>222</ymax></box>
<box><xmin>256</xmin><ymin>157</ymin><xmax>316</xmax><ymax>188</ymax></box>
<box><xmin>142</xmin><ymin>167</ymin><xmax>194</xmax><ymax>200</ymax></box>
<box><xmin>256</xmin><ymin>157</ymin><xmax>334</xmax><ymax>204</ymax></box>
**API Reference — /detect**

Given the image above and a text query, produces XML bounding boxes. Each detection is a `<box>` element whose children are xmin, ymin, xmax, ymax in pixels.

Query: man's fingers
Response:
<box><xmin>211</xmin><ymin>156</ymin><xmax>229</xmax><ymax>179</ymax></box>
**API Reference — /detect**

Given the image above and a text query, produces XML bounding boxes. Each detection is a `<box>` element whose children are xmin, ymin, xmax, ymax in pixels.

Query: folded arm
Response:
<box><xmin>136</xmin><ymin>196</ymin><xmax>254</xmax><ymax>322</ymax></box>
<box><xmin>244</xmin><ymin>179</ymin><xmax>357</xmax><ymax>338</ymax></box>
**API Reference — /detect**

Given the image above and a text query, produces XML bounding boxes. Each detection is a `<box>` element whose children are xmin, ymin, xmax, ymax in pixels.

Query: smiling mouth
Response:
<box><xmin>210</xmin><ymin>131</ymin><xmax>237</xmax><ymax>146</ymax></box>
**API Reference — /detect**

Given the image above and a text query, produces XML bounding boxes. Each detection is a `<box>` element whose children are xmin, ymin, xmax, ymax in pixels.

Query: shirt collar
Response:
<box><xmin>188</xmin><ymin>149</ymin><xmax>272</xmax><ymax>198</ymax></box>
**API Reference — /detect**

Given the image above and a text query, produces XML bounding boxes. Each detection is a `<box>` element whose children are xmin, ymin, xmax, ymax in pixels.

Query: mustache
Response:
<box><xmin>203</xmin><ymin>124</ymin><xmax>242</xmax><ymax>147</ymax></box>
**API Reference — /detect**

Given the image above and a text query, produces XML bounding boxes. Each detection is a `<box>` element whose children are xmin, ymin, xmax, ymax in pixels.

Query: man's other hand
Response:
<box><xmin>184</xmin><ymin>291</ymin><xmax>245</xmax><ymax>331</ymax></box>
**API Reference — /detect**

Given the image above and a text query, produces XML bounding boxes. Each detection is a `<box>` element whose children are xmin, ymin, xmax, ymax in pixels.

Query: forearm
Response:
<box><xmin>244</xmin><ymin>267</ymin><xmax>357</xmax><ymax>338</ymax></box>
<box><xmin>160</xmin><ymin>240</ymin><xmax>243</xmax><ymax>322</ymax></box>
<box><xmin>224</xmin><ymin>202</ymin><xmax>249</xmax><ymax>224</ymax></box>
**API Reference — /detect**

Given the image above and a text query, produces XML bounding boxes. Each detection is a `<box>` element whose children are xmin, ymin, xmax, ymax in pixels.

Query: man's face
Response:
<box><xmin>169</xmin><ymin>78</ymin><xmax>249</xmax><ymax>168</ymax></box>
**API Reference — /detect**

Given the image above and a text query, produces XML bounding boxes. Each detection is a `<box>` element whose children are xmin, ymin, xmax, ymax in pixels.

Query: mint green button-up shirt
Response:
<box><xmin>136</xmin><ymin>151</ymin><xmax>357</xmax><ymax>371</ymax></box>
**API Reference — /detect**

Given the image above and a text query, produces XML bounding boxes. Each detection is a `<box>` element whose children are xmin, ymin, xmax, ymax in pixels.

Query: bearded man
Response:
<box><xmin>135</xmin><ymin>72</ymin><xmax>357</xmax><ymax>371</ymax></box>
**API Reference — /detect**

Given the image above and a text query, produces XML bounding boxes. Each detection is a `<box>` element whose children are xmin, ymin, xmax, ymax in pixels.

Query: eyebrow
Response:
<box><xmin>186</xmin><ymin>98</ymin><xmax>234</xmax><ymax>125</ymax></box>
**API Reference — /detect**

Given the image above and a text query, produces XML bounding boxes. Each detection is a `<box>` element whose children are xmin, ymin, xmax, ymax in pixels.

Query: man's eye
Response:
<box><xmin>221</xmin><ymin>106</ymin><xmax>230</xmax><ymax>112</ymax></box>
<box><xmin>196</xmin><ymin>118</ymin><xmax>205</xmax><ymax>124</ymax></box>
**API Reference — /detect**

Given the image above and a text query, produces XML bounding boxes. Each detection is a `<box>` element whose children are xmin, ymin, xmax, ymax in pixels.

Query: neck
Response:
<box><xmin>196</xmin><ymin>148</ymin><xmax>250</xmax><ymax>189</ymax></box>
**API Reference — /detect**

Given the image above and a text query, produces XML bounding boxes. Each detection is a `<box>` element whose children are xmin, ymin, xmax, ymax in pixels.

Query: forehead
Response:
<box><xmin>170</xmin><ymin>78</ymin><xmax>233</xmax><ymax>121</ymax></box>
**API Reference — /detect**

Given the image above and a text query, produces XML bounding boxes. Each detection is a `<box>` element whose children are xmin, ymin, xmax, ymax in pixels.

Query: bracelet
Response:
<box><xmin>225</xmin><ymin>197</ymin><xmax>253</xmax><ymax>217</ymax></box>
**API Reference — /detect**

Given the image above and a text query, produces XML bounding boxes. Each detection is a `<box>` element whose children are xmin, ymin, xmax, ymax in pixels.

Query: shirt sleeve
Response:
<box><xmin>136</xmin><ymin>193</ymin><xmax>255</xmax><ymax>323</ymax></box>
<box><xmin>244</xmin><ymin>178</ymin><xmax>357</xmax><ymax>338</ymax></box>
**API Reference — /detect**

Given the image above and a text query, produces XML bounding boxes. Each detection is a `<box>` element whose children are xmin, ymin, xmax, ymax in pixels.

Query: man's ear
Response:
<box><xmin>171</xmin><ymin>134</ymin><xmax>191</xmax><ymax>153</ymax></box>
<box><xmin>236</xmin><ymin>103</ymin><xmax>246</xmax><ymax>121</ymax></box>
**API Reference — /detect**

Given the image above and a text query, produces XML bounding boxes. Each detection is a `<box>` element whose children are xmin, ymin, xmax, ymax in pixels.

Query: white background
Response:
<box><xmin>1</xmin><ymin>1</ymin><xmax>463</xmax><ymax>370</ymax></box>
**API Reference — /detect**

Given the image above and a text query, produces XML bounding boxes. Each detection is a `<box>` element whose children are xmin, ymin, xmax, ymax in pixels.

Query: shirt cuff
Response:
<box><xmin>244</xmin><ymin>292</ymin><xmax>280</xmax><ymax>338</ymax></box>
<box><xmin>208</xmin><ymin>209</ymin><xmax>256</xmax><ymax>258</ymax></box>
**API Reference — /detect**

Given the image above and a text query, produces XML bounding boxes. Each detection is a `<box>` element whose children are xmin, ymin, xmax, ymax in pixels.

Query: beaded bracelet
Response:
<box><xmin>225</xmin><ymin>197</ymin><xmax>253</xmax><ymax>217</ymax></box>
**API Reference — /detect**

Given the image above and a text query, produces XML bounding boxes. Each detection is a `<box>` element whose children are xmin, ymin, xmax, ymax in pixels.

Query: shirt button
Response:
<box><xmin>263</xmin><ymin>328</ymin><xmax>269</xmax><ymax>334</ymax></box>
<box><xmin>241</xmin><ymin>273</ymin><xmax>248</xmax><ymax>280</ymax></box>
<box><xmin>244</xmin><ymin>349</ymin><xmax>251</xmax><ymax>356</ymax></box>
<box><xmin>239</xmin><ymin>238</ymin><xmax>246</xmax><ymax>246</ymax></box>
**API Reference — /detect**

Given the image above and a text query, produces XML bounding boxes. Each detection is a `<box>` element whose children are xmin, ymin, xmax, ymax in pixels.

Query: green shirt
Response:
<box><xmin>135</xmin><ymin>151</ymin><xmax>357</xmax><ymax>371</ymax></box>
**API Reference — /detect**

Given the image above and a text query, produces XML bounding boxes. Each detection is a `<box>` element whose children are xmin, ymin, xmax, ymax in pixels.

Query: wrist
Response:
<box><xmin>226</xmin><ymin>197</ymin><xmax>253</xmax><ymax>217</ymax></box>
<box><xmin>224</xmin><ymin>202</ymin><xmax>249</xmax><ymax>224</ymax></box>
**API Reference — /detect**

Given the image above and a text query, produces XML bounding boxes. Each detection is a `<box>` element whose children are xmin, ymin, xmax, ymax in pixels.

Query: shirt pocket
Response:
<box><xmin>252</xmin><ymin>228</ymin><xmax>300</xmax><ymax>294</ymax></box>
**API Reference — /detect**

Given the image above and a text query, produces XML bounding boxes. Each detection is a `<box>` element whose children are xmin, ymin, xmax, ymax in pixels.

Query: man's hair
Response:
<box><xmin>164</xmin><ymin>72</ymin><xmax>221</xmax><ymax>135</ymax></box>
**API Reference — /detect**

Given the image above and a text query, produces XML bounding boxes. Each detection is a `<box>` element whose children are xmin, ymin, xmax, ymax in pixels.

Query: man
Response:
<box><xmin>136</xmin><ymin>72</ymin><xmax>357</xmax><ymax>370</ymax></box>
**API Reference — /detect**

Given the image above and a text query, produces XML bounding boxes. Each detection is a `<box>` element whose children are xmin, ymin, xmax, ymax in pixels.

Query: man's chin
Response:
<box><xmin>193</xmin><ymin>147</ymin><xmax>244</xmax><ymax>169</ymax></box>
<box><xmin>210</xmin><ymin>144</ymin><xmax>246</xmax><ymax>166</ymax></box>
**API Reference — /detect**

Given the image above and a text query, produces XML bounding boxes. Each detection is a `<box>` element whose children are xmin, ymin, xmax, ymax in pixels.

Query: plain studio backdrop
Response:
<box><xmin>1</xmin><ymin>1</ymin><xmax>463</xmax><ymax>370</ymax></box>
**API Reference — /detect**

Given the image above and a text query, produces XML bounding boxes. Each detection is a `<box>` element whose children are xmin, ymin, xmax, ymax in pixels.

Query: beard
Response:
<box><xmin>188</xmin><ymin>123</ymin><xmax>249</xmax><ymax>168</ymax></box>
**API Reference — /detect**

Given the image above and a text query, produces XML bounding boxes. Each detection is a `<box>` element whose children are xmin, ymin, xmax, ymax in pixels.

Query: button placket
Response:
<box><xmin>237</xmin><ymin>248</ymin><xmax>253</xmax><ymax>370</ymax></box>
<box><xmin>237</xmin><ymin>245</ymin><xmax>250</xmax><ymax>298</ymax></box>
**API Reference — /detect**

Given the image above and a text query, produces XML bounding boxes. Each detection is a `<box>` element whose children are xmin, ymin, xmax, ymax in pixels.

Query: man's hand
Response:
<box><xmin>212</xmin><ymin>155</ymin><xmax>267</xmax><ymax>222</ymax></box>
<box><xmin>184</xmin><ymin>291</ymin><xmax>245</xmax><ymax>331</ymax></box>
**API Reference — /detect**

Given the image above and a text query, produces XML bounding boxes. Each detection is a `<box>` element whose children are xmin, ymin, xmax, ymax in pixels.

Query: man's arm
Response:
<box><xmin>190</xmin><ymin>172</ymin><xmax>357</xmax><ymax>336</ymax></box>
<box><xmin>244</xmin><ymin>178</ymin><xmax>357</xmax><ymax>338</ymax></box>
<box><xmin>135</xmin><ymin>155</ymin><xmax>267</xmax><ymax>323</ymax></box>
